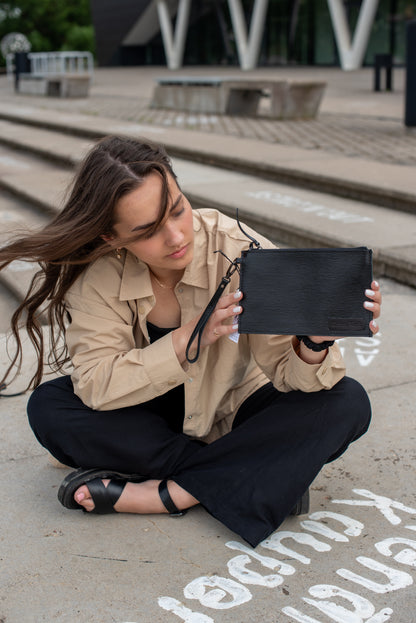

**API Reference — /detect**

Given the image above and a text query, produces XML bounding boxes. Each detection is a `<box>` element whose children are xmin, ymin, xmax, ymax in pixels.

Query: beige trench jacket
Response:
<box><xmin>65</xmin><ymin>209</ymin><xmax>346</xmax><ymax>443</ymax></box>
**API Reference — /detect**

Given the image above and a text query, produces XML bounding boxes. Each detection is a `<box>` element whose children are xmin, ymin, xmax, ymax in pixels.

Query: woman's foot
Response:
<box><xmin>74</xmin><ymin>478</ymin><xmax>198</xmax><ymax>514</ymax></box>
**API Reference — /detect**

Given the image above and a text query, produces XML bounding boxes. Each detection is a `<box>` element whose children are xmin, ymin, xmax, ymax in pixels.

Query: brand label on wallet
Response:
<box><xmin>328</xmin><ymin>317</ymin><xmax>367</xmax><ymax>332</ymax></box>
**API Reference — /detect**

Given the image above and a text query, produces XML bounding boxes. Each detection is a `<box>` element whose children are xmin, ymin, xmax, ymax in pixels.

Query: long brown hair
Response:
<box><xmin>0</xmin><ymin>135</ymin><xmax>176</xmax><ymax>391</ymax></box>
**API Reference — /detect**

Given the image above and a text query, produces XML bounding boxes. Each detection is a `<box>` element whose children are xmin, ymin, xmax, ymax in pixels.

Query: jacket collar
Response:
<box><xmin>118</xmin><ymin>210</ymin><xmax>208</xmax><ymax>302</ymax></box>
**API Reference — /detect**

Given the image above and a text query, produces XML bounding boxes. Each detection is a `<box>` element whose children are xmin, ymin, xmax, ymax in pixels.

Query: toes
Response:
<box><xmin>74</xmin><ymin>484</ymin><xmax>94</xmax><ymax>511</ymax></box>
<box><xmin>74</xmin><ymin>486</ymin><xmax>86</xmax><ymax>504</ymax></box>
<box><xmin>74</xmin><ymin>479</ymin><xmax>110</xmax><ymax>512</ymax></box>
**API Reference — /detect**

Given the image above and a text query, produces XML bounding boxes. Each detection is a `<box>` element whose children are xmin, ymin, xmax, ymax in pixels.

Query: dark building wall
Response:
<box><xmin>90</xmin><ymin>0</ymin><xmax>413</xmax><ymax>68</ymax></box>
<box><xmin>90</xmin><ymin>0</ymin><xmax>151</xmax><ymax>66</ymax></box>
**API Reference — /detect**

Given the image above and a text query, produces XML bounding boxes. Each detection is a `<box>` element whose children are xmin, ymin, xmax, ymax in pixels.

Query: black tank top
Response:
<box><xmin>146</xmin><ymin>321</ymin><xmax>184</xmax><ymax>433</ymax></box>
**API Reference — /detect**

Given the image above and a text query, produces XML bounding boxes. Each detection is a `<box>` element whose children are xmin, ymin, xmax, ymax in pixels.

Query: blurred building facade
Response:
<box><xmin>89</xmin><ymin>0</ymin><xmax>414</xmax><ymax>68</ymax></box>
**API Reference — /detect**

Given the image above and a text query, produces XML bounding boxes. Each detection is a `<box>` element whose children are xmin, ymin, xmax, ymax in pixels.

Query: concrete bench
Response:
<box><xmin>224</xmin><ymin>79</ymin><xmax>284</xmax><ymax>116</ymax></box>
<box><xmin>151</xmin><ymin>77</ymin><xmax>228</xmax><ymax>114</ymax></box>
<box><xmin>17</xmin><ymin>73</ymin><xmax>91</xmax><ymax>98</ymax></box>
<box><xmin>151</xmin><ymin>76</ymin><xmax>326</xmax><ymax>119</ymax></box>
<box><xmin>268</xmin><ymin>80</ymin><xmax>327</xmax><ymax>119</ymax></box>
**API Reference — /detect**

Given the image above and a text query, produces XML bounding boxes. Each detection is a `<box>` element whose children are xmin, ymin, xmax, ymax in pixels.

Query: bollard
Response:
<box><xmin>13</xmin><ymin>51</ymin><xmax>30</xmax><ymax>93</ymax></box>
<box><xmin>405</xmin><ymin>20</ymin><xmax>416</xmax><ymax>127</ymax></box>
<box><xmin>374</xmin><ymin>54</ymin><xmax>393</xmax><ymax>92</ymax></box>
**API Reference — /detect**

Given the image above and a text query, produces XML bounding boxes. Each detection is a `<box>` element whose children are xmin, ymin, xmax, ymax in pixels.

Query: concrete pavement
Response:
<box><xmin>0</xmin><ymin>65</ymin><xmax>415</xmax><ymax>622</ymax></box>
<box><xmin>2</xmin><ymin>280</ymin><xmax>415</xmax><ymax>622</ymax></box>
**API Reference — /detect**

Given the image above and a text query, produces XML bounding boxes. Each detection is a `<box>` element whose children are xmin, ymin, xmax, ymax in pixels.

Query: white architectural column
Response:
<box><xmin>155</xmin><ymin>0</ymin><xmax>192</xmax><ymax>70</ymax></box>
<box><xmin>154</xmin><ymin>0</ymin><xmax>379</xmax><ymax>72</ymax></box>
<box><xmin>327</xmin><ymin>0</ymin><xmax>380</xmax><ymax>70</ymax></box>
<box><xmin>227</xmin><ymin>0</ymin><xmax>269</xmax><ymax>71</ymax></box>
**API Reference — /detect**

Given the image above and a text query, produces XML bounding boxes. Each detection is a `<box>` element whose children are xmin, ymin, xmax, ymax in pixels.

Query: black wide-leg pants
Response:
<box><xmin>27</xmin><ymin>375</ymin><xmax>371</xmax><ymax>547</ymax></box>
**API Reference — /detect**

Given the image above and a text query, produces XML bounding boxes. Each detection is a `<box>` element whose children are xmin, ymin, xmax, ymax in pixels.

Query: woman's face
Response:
<box><xmin>111</xmin><ymin>172</ymin><xmax>194</xmax><ymax>275</ymax></box>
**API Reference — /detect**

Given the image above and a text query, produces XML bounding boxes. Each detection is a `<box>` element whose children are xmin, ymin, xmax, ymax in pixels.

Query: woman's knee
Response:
<box><xmin>27</xmin><ymin>376</ymin><xmax>74</xmax><ymax>440</ymax></box>
<box><xmin>332</xmin><ymin>376</ymin><xmax>372</xmax><ymax>437</ymax></box>
<box><xmin>27</xmin><ymin>381</ymin><xmax>51</xmax><ymax>437</ymax></box>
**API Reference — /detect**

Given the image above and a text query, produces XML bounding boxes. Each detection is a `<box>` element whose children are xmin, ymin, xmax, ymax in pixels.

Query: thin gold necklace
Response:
<box><xmin>149</xmin><ymin>270</ymin><xmax>175</xmax><ymax>290</ymax></box>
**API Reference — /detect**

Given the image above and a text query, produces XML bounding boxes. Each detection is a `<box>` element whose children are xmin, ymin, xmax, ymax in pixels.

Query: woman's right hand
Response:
<box><xmin>172</xmin><ymin>290</ymin><xmax>243</xmax><ymax>365</ymax></box>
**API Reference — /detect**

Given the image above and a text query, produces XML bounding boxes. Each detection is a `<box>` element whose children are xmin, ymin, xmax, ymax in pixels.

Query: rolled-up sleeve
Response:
<box><xmin>250</xmin><ymin>334</ymin><xmax>346</xmax><ymax>393</ymax></box>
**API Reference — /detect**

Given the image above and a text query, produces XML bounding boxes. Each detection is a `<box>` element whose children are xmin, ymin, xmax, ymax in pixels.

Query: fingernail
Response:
<box><xmin>373</xmin><ymin>281</ymin><xmax>379</xmax><ymax>288</ymax></box>
<box><xmin>232</xmin><ymin>323</ymin><xmax>239</xmax><ymax>331</ymax></box>
<box><xmin>234</xmin><ymin>290</ymin><xmax>241</xmax><ymax>299</ymax></box>
<box><xmin>233</xmin><ymin>306</ymin><xmax>242</xmax><ymax>313</ymax></box>
<box><xmin>371</xmin><ymin>320</ymin><xmax>378</xmax><ymax>329</ymax></box>
<box><xmin>365</xmin><ymin>289</ymin><xmax>375</xmax><ymax>297</ymax></box>
<box><xmin>364</xmin><ymin>301</ymin><xmax>374</xmax><ymax>309</ymax></box>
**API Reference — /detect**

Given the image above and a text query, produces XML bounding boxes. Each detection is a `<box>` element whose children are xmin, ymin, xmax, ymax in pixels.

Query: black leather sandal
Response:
<box><xmin>158</xmin><ymin>479</ymin><xmax>187</xmax><ymax>516</ymax></box>
<box><xmin>57</xmin><ymin>467</ymin><xmax>145</xmax><ymax>514</ymax></box>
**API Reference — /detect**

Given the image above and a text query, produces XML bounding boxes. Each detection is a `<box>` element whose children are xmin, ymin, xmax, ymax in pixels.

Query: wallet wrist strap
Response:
<box><xmin>185</xmin><ymin>275</ymin><xmax>231</xmax><ymax>363</ymax></box>
<box><xmin>185</xmin><ymin>209</ymin><xmax>260</xmax><ymax>364</ymax></box>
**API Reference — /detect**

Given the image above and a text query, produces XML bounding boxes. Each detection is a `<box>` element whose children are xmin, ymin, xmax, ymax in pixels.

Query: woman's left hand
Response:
<box><xmin>308</xmin><ymin>280</ymin><xmax>382</xmax><ymax>345</ymax></box>
<box><xmin>363</xmin><ymin>279</ymin><xmax>382</xmax><ymax>335</ymax></box>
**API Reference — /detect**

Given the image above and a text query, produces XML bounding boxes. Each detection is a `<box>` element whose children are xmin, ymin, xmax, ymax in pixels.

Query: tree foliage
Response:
<box><xmin>0</xmin><ymin>0</ymin><xmax>95</xmax><ymax>64</ymax></box>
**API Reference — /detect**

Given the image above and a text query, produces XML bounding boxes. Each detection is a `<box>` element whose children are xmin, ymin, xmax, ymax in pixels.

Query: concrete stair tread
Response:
<box><xmin>0</xmin><ymin>143</ymin><xmax>73</xmax><ymax>212</ymax></box>
<box><xmin>0</xmin><ymin>118</ymin><xmax>91</xmax><ymax>167</ymax></box>
<box><xmin>0</xmin><ymin>191</ymin><xmax>50</xmax><ymax>301</ymax></box>
<box><xmin>0</xmin><ymin>126</ymin><xmax>415</xmax><ymax>288</ymax></box>
<box><xmin>0</xmin><ymin>101</ymin><xmax>414</xmax><ymax>214</ymax></box>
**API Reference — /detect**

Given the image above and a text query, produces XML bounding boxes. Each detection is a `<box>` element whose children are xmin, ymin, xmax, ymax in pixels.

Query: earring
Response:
<box><xmin>115</xmin><ymin>248</ymin><xmax>122</xmax><ymax>260</ymax></box>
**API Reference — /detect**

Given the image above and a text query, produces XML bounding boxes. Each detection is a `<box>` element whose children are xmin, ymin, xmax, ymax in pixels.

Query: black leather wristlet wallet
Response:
<box><xmin>238</xmin><ymin>246</ymin><xmax>373</xmax><ymax>337</ymax></box>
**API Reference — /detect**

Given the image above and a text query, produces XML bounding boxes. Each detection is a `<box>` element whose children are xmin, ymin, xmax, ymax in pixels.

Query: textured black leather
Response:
<box><xmin>238</xmin><ymin>247</ymin><xmax>373</xmax><ymax>337</ymax></box>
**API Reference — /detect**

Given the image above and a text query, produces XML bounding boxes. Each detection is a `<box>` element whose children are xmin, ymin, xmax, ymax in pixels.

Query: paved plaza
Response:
<box><xmin>1</xmin><ymin>65</ymin><xmax>415</xmax><ymax>165</ymax></box>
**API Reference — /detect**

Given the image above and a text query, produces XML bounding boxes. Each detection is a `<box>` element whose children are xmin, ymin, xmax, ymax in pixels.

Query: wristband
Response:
<box><xmin>296</xmin><ymin>335</ymin><xmax>335</xmax><ymax>352</ymax></box>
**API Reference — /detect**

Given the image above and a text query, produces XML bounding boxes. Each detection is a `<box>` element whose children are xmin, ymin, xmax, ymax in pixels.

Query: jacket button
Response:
<box><xmin>187</xmin><ymin>415</ymin><xmax>193</xmax><ymax>419</ymax></box>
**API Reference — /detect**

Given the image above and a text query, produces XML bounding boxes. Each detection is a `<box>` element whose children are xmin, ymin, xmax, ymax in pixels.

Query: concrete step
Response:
<box><xmin>0</xmin><ymin>189</ymin><xmax>50</xmax><ymax>303</ymax></box>
<box><xmin>178</xmin><ymin>159</ymin><xmax>416</xmax><ymax>288</ymax></box>
<box><xmin>0</xmin><ymin>281</ymin><xmax>20</xmax><ymax>333</ymax></box>
<box><xmin>0</xmin><ymin>101</ymin><xmax>415</xmax><ymax>216</ymax></box>
<box><xmin>0</xmin><ymin>118</ymin><xmax>91</xmax><ymax>169</ymax></box>
<box><xmin>0</xmin><ymin>141</ymin><xmax>72</xmax><ymax>213</ymax></box>
<box><xmin>0</xmin><ymin>129</ymin><xmax>415</xmax><ymax>295</ymax></box>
